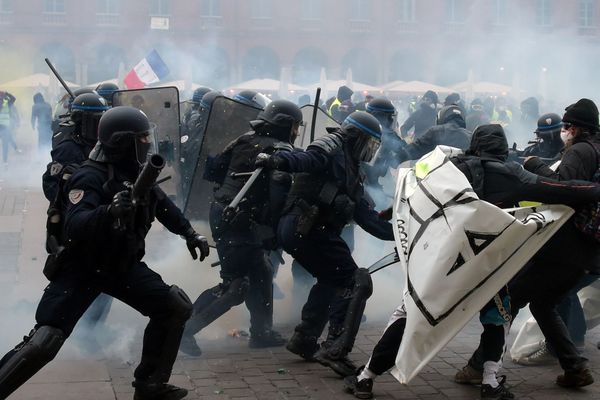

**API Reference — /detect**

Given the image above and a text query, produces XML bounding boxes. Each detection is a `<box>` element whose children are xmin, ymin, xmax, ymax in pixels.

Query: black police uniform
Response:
<box><xmin>0</xmin><ymin>158</ymin><xmax>196</xmax><ymax>399</ymax></box>
<box><xmin>42</xmin><ymin>130</ymin><xmax>92</xmax><ymax>202</ymax></box>
<box><xmin>275</xmin><ymin>128</ymin><xmax>393</xmax><ymax>361</ymax></box>
<box><xmin>182</xmin><ymin>131</ymin><xmax>292</xmax><ymax>352</ymax></box>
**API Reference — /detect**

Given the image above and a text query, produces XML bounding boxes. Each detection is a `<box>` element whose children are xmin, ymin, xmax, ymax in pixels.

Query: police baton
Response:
<box><xmin>309</xmin><ymin>87</ymin><xmax>321</xmax><ymax>143</ymax></box>
<box><xmin>367</xmin><ymin>250</ymin><xmax>400</xmax><ymax>275</ymax></box>
<box><xmin>222</xmin><ymin>167</ymin><xmax>264</xmax><ymax>223</ymax></box>
<box><xmin>45</xmin><ymin>58</ymin><xmax>75</xmax><ymax>100</ymax></box>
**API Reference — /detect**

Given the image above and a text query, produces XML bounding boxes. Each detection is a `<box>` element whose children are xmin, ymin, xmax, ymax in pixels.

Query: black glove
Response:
<box><xmin>108</xmin><ymin>190</ymin><xmax>133</xmax><ymax>219</ymax></box>
<box><xmin>183</xmin><ymin>228</ymin><xmax>210</xmax><ymax>261</ymax></box>
<box><xmin>255</xmin><ymin>152</ymin><xmax>283</xmax><ymax>170</ymax></box>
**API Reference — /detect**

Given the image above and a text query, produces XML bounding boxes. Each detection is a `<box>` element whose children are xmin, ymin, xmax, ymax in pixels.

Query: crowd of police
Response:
<box><xmin>0</xmin><ymin>80</ymin><xmax>598</xmax><ymax>400</ymax></box>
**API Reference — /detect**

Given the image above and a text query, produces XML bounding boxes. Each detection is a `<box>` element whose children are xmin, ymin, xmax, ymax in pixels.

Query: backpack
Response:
<box><xmin>572</xmin><ymin>141</ymin><xmax>600</xmax><ymax>242</ymax></box>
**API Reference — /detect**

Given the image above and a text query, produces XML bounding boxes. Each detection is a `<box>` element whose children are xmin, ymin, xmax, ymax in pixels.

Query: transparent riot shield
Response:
<box><xmin>112</xmin><ymin>87</ymin><xmax>181</xmax><ymax>201</ymax></box>
<box><xmin>297</xmin><ymin>105</ymin><xmax>340</xmax><ymax>149</ymax></box>
<box><xmin>178</xmin><ymin>100</ymin><xmax>207</xmax><ymax>204</ymax></box>
<box><xmin>184</xmin><ymin>96</ymin><xmax>262</xmax><ymax>239</ymax></box>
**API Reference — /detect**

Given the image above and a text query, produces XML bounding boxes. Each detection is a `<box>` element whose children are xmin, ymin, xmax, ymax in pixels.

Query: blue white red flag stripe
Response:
<box><xmin>124</xmin><ymin>49</ymin><xmax>169</xmax><ymax>89</ymax></box>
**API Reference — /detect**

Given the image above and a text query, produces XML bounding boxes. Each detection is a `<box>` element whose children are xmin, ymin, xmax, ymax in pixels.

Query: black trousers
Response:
<box><xmin>278</xmin><ymin>215</ymin><xmax>357</xmax><ymax>338</ymax></box>
<box><xmin>34</xmin><ymin>261</ymin><xmax>185</xmax><ymax>383</ymax></box>
<box><xmin>470</xmin><ymin>226</ymin><xmax>591</xmax><ymax>373</ymax></box>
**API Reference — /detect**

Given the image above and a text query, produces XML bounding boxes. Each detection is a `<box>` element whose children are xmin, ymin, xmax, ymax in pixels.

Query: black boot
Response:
<box><xmin>286</xmin><ymin>331</ymin><xmax>319</xmax><ymax>361</ymax></box>
<box><xmin>313</xmin><ymin>325</ymin><xmax>357</xmax><ymax>377</ymax></box>
<box><xmin>313</xmin><ymin>344</ymin><xmax>357</xmax><ymax>377</ymax></box>
<box><xmin>249</xmin><ymin>329</ymin><xmax>287</xmax><ymax>348</ymax></box>
<box><xmin>178</xmin><ymin>333</ymin><xmax>202</xmax><ymax>357</ymax></box>
<box><xmin>133</xmin><ymin>381</ymin><xmax>188</xmax><ymax>400</ymax></box>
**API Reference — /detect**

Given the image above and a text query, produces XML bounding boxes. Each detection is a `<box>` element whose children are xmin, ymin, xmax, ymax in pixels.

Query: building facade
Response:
<box><xmin>0</xmin><ymin>0</ymin><xmax>599</xmax><ymax>97</ymax></box>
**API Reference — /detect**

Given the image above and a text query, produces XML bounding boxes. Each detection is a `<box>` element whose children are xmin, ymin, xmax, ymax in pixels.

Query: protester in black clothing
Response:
<box><xmin>395</xmin><ymin>105</ymin><xmax>471</xmax><ymax>165</ymax></box>
<box><xmin>466</xmin><ymin>98</ymin><xmax>490</xmax><ymax>132</ymax></box>
<box><xmin>400</xmin><ymin>90</ymin><xmax>438</xmax><ymax>139</ymax></box>
<box><xmin>346</xmin><ymin>123</ymin><xmax>600</xmax><ymax>399</ymax></box>
<box><xmin>456</xmin><ymin>101</ymin><xmax>600</xmax><ymax>396</ymax></box>
<box><xmin>31</xmin><ymin>92</ymin><xmax>53</xmax><ymax>149</ymax></box>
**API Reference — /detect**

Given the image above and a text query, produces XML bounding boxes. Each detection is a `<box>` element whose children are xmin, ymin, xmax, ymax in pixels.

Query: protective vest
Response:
<box><xmin>328</xmin><ymin>98</ymin><xmax>342</xmax><ymax>117</ymax></box>
<box><xmin>285</xmin><ymin>133</ymin><xmax>362</xmax><ymax>232</ymax></box>
<box><xmin>214</xmin><ymin>132</ymin><xmax>292</xmax><ymax>218</ymax></box>
<box><xmin>0</xmin><ymin>99</ymin><xmax>10</xmax><ymax>127</ymax></box>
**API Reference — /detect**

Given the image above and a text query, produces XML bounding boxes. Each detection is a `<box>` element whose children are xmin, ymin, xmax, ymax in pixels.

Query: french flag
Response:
<box><xmin>124</xmin><ymin>49</ymin><xmax>170</xmax><ymax>89</ymax></box>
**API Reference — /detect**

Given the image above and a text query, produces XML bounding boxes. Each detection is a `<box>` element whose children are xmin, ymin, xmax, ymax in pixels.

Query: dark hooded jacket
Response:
<box><xmin>451</xmin><ymin>124</ymin><xmax>600</xmax><ymax>209</ymax></box>
<box><xmin>400</xmin><ymin>102</ymin><xmax>437</xmax><ymax>139</ymax></box>
<box><xmin>396</xmin><ymin>109</ymin><xmax>471</xmax><ymax>166</ymax></box>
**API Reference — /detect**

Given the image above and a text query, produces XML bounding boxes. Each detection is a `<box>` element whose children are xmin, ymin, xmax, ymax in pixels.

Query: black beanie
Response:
<box><xmin>562</xmin><ymin>98</ymin><xmax>599</xmax><ymax>131</ymax></box>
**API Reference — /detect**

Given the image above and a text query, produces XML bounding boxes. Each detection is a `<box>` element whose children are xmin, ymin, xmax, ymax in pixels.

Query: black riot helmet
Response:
<box><xmin>366</xmin><ymin>97</ymin><xmax>397</xmax><ymax>130</ymax></box>
<box><xmin>234</xmin><ymin>90</ymin><xmax>270</xmax><ymax>109</ymax></box>
<box><xmin>67</xmin><ymin>87</ymin><xmax>97</xmax><ymax>111</ymax></box>
<box><xmin>252</xmin><ymin>99</ymin><xmax>303</xmax><ymax>143</ymax></box>
<box><xmin>437</xmin><ymin>104</ymin><xmax>466</xmax><ymax>127</ymax></box>
<box><xmin>535</xmin><ymin>113</ymin><xmax>563</xmax><ymax>142</ymax></box>
<box><xmin>341</xmin><ymin>111</ymin><xmax>382</xmax><ymax>163</ymax></box>
<box><xmin>70</xmin><ymin>93</ymin><xmax>110</xmax><ymax>145</ymax></box>
<box><xmin>192</xmin><ymin>86</ymin><xmax>212</xmax><ymax>103</ymax></box>
<box><xmin>89</xmin><ymin>106</ymin><xmax>153</xmax><ymax>169</ymax></box>
<box><xmin>199</xmin><ymin>90</ymin><xmax>222</xmax><ymax>111</ymax></box>
<box><xmin>95</xmin><ymin>82</ymin><xmax>119</xmax><ymax>106</ymax></box>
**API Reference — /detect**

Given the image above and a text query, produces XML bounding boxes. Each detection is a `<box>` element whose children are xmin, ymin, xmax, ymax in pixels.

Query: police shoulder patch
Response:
<box><xmin>50</xmin><ymin>162</ymin><xmax>63</xmax><ymax>176</ymax></box>
<box><xmin>68</xmin><ymin>189</ymin><xmax>84</xmax><ymax>204</ymax></box>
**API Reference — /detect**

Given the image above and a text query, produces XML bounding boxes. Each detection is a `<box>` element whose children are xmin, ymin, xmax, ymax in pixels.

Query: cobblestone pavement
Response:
<box><xmin>6</xmin><ymin>320</ymin><xmax>600</xmax><ymax>400</ymax></box>
<box><xmin>3</xmin><ymin>152</ymin><xmax>600</xmax><ymax>400</ymax></box>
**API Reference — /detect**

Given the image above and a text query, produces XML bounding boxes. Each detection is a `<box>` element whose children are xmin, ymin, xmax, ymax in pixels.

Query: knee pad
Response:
<box><xmin>219</xmin><ymin>277</ymin><xmax>250</xmax><ymax>306</ymax></box>
<box><xmin>168</xmin><ymin>285</ymin><xmax>193</xmax><ymax>323</ymax></box>
<box><xmin>0</xmin><ymin>326</ymin><xmax>66</xmax><ymax>399</ymax></box>
<box><xmin>353</xmin><ymin>268</ymin><xmax>373</xmax><ymax>298</ymax></box>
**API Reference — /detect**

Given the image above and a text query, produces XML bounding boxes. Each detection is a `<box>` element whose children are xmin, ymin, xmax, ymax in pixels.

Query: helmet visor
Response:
<box><xmin>354</xmin><ymin>134</ymin><xmax>381</xmax><ymax>163</ymax></box>
<box><xmin>134</xmin><ymin>123</ymin><xmax>156</xmax><ymax>165</ymax></box>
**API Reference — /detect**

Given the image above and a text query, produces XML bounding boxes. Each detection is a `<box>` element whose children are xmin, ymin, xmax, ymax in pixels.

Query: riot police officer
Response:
<box><xmin>0</xmin><ymin>106</ymin><xmax>210</xmax><ymax>400</ymax></box>
<box><xmin>43</xmin><ymin>92</ymin><xmax>110</xmax><ymax>202</ymax></box>
<box><xmin>520</xmin><ymin>113</ymin><xmax>564</xmax><ymax>161</ymax></box>
<box><xmin>95</xmin><ymin>82</ymin><xmax>120</xmax><ymax>106</ymax></box>
<box><xmin>363</xmin><ymin>97</ymin><xmax>404</xmax><ymax>185</ymax></box>
<box><xmin>256</xmin><ymin>111</ymin><xmax>395</xmax><ymax>376</ymax></box>
<box><xmin>42</xmin><ymin>92</ymin><xmax>113</xmax><ymax>354</ymax></box>
<box><xmin>233</xmin><ymin>90</ymin><xmax>270</xmax><ymax>109</ymax></box>
<box><xmin>180</xmin><ymin>100</ymin><xmax>302</xmax><ymax>356</ymax></box>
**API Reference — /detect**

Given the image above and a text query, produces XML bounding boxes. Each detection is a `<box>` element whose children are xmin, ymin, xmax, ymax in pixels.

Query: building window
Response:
<box><xmin>580</xmin><ymin>0</ymin><xmax>595</xmax><ymax>27</ymax></box>
<box><xmin>350</xmin><ymin>0</ymin><xmax>370</xmax><ymax>21</ymax></box>
<box><xmin>44</xmin><ymin>0</ymin><xmax>65</xmax><ymax>13</ymax></box>
<box><xmin>492</xmin><ymin>0</ymin><xmax>507</xmax><ymax>25</ymax></box>
<box><xmin>536</xmin><ymin>0</ymin><xmax>552</xmax><ymax>26</ymax></box>
<box><xmin>398</xmin><ymin>0</ymin><xmax>415</xmax><ymax>22</ymax></box>
<box><xmin>445</xmin><ymin>0</ymin><xmax>465</xmax><ymax>23</ymax></box>
<box><xmin>301</xmin><ymin>0</ymin><xmax>321</xmax><ymax>20</ymax></box>
<box><xmin>97</xmin><ymin>0</ymin><xmax>119</xmax><ymax>15</ymax></box>
<box><xmin>0</xmin><ymin>0</ymin><xmax>13</xmax><ymax>13</ymax></box>
<box><xmin>201</xmin><ymin>0</ymin><xmax>220</xmax><ymax>17</ymax></box>
<box><xmin>251</xmin><ymin>0</ymin><xmax>272</xmax><ymax>19</ymax></box>
<box><xmin>150</xmin><ymin>0</ymin><xmax>170</xmax><ymax>16</ymax></box>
